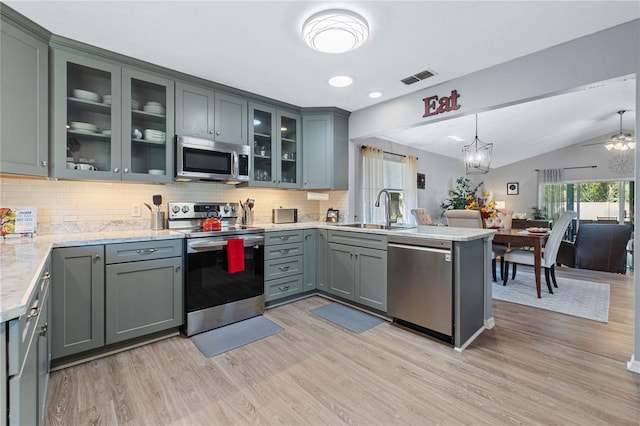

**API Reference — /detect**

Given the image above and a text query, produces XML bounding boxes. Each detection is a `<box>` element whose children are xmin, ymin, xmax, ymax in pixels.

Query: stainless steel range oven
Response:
<box><xmin>168</xmin><ymin>201</ymin><xmax>264</xmax><ymax>336</ymax></box>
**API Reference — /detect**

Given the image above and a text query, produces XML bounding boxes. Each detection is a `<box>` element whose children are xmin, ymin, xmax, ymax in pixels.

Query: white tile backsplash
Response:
<box><xmin>1</xmin><ymin>177</ymin><xmax>348</xmax><ymax>235</ymax></box>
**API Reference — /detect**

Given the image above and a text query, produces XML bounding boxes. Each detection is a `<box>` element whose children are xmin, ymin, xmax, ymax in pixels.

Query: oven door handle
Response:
<box><xmin>188</xmin><ymin>236</ymin><xmax>265</xmax><ymax>251</ymax></box>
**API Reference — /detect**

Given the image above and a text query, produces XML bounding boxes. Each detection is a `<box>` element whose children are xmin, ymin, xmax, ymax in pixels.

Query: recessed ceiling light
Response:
<box><xmin>368</xmin><ymin>91</ymin><xmax>382</xmax><ymax>98</ymax></box>
<box><xmin>302</xmin><ymin>9</ymin><xmax>369</xmax><ymax>54</ymax></box>
<box><xmin>448</xmin><ymin>135</ymin><xmax>465</xmax><ymax>141</ymax></box>
<box><xmin>328</xmin><ymin>75</ymin><xmax>353</xmax><ymax>87</ymax></box>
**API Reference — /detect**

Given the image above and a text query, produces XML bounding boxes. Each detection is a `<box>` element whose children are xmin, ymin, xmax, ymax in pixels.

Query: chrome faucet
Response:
<box><xmin>375</xmin><ymin>188</ymin><xmax>400</xmax><ymax>227</ymax></box>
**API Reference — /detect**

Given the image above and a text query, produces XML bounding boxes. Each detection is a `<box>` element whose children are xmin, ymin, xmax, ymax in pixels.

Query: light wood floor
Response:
<box><xmin>46</xmin><ymin>266</ymin><xmax>640</xmax><ymax>425</ymax></box>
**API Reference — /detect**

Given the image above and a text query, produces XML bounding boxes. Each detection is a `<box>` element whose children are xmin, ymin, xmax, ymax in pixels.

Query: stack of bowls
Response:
<box><xmin>131</xmin><ymin>99</ymin><xmax>140</xmax><ymax>110</ymax></box>
<box><xmin>143</xmin><ymin>101</ymin><xmax>165</xmax><ymax>115</ymax></box>
<box><xmin>103</xmin><ymin>94</ymin><xmax>112</xmax><ymax>105</ymax></box>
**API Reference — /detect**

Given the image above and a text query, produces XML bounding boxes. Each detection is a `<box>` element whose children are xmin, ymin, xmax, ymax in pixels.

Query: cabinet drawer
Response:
<box><xmin>106</xmin><ymin>239</ymin><xmax>183</xmax><ymax>264</ymax></box>
<box><xmin>265</xmin><ymin>255</ymin><xmax>303</xmax><ymax>280</ymax></box>
<box><xmin>8</xmin><ymin>260</ymin><xmax>50</xmax><ymax>377</ymax></box>
<box><xmin>265</xmin><ymin>275</ymin><xmax>303</xmax><ymax>301</ymax></box>
<box><xmin>265</xmin><ymin>230</ymin><xmax>303</xmax><ymax>245</ymax></box>
<box><xmin>328</xmin><ymin>230</ymin><xmax>388</xmax><ymax>250</ymax></box>
<box><xmin>264</xmin><ymin>241</ymin><xmax>303</xmax><ymax>260</ymax></box>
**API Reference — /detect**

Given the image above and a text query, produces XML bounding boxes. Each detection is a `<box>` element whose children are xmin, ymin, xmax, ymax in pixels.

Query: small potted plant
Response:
<box><xmin>531</xmin><ymin>206</ymin><xmax>548</xmax><ymax>220</ymax></box>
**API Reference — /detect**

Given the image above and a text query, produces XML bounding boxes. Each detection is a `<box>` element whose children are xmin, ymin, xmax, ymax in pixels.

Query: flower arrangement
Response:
<box><xmin>441</xmin><ymin>177</ymin><xmax>496</xmax><ymax>219</ymax></box>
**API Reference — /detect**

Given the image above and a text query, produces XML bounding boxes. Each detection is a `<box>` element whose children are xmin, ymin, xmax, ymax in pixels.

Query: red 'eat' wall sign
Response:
<box><xmin>422</xmin><ymin>90</ymin><xmax>461</xmax><ymax>117</ymax></box>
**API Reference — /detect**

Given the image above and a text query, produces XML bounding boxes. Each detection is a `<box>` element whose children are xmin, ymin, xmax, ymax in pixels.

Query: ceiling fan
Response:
<box><xmin>582</xmin><ymin>110</ymin><xmax>636</xmax><ymax>150</ymax></box>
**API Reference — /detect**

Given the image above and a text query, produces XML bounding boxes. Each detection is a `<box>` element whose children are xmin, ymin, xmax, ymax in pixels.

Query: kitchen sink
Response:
<box><xmin>338</xmin><ymin>223</ymin><xmax>416</xmax><ymax>230</ymax></box>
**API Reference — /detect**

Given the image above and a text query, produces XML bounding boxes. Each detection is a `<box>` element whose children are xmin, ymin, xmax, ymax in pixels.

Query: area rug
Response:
<box><xmin>492</xmin><ymin>272</ymin><xmax>610</xmax><ymax>322</ymax></box>
<box><xmin>190</xmin><ymin>316</ymin><xmax>283</xmax><ymax>357</ymax></box>
<box><xmin>310</xmin><ymin>302</ymin><xmax>384</xmax><ymax>333</ymax></box>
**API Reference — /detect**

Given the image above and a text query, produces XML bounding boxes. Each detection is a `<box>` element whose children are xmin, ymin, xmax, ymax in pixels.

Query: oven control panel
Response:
<box><xmin>168</xmin><ymin>202</ymin><xmax>239</xmax><ymax>220</ymax></box>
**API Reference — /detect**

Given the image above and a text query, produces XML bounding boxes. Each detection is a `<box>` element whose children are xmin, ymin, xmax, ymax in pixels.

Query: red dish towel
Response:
<box><xmin>227</xmin><ymin>238</ymin><xmax>245</xmax><ymax>274</ymax></box>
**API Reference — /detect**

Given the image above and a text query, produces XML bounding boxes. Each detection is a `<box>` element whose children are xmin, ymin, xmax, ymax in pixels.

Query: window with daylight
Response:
<box><xmin>361</xmin><ymin>147</ymin><xmax>417</xmax><ymax>225</ymax></box>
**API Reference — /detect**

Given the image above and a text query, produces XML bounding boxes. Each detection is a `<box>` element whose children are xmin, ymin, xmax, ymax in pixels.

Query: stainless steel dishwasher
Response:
<box><xmin>387</xmin><ymin>235</ymin><xmax>453</xmax><ymax>341</ymax></box>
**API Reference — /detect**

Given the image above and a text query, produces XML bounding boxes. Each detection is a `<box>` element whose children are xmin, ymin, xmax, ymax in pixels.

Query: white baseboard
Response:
<box><xmin>627</xmin><ymin>354</ymin><xmax>640</xmax><ymax>374</ymax></box>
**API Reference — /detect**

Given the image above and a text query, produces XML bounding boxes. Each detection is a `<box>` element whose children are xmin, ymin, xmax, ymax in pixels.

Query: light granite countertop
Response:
<box><xmin>0</xmin><ymin>223</ymin><xmax>494</xmax><ymax>323</ymax></box>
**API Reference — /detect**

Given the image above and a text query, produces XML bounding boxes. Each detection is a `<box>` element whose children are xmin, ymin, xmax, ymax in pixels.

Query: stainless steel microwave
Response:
<box><xmin>175</xmin><ymin>136</ymin><xmax>250</xmax><ymax>184</ymax></box>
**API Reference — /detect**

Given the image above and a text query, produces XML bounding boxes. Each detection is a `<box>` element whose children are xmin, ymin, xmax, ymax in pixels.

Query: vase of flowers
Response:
<box><xmin>441</xmin><ymin>177</ymin><xmax>496</xmax><ymax>225</ymax></box>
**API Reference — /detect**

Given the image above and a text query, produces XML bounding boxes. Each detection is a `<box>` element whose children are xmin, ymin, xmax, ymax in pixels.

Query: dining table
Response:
<box><xmin>492</xmin><ymin>228</ymin><xmax>550</xmax><ymax>298</ymax></box>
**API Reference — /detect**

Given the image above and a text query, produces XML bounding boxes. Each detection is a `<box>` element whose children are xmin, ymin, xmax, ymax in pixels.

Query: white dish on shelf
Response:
<box><xmin>103</xmin><ymin>94</ymin><xmax>112</xmax><ymax>105</ymax></box>
<box><xmin>73</xmin><ymin>89</ymin><xmax>100</xmax><ymax>102</ymax></box>
<box><xmin>145</xmin><ymin>101</ymin><xmax>163</xmax><ymax>107</ymax></box>
<box><xmin>70</xmin><ymin>121</ymin><xmax>98</xmax><ymax>132</ymax></box>
<box><xmin>143</xmin><ymin>105</ymin><xmax>165</xmax><ymax>114</ymax></box>
<box><xmin>131</xmin><ymin>99</ymin><xmax>140</xmax><ymax>110</ymax></box>
<box><xmin>102</xmin><ymin>130</ymin><xmax>112</xmax><ymax>136</ymax></box>
<box><xmin>148</xmin><ymin>169</ymin><xmax>165</xmax><ymax>175</ymax></box>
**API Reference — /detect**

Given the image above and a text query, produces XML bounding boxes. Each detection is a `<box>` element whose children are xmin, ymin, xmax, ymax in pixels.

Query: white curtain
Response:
<box><xmin>361</xmin><ymin>146</ymin><xmax>385</xmax><ymax>223</ymax></box>
<box><xmin>538</xmin><ymin>168</ymin><xmax>566</xmax><ymax>221</ymax></box>
<box><xmin>402</xmin><ymin>155</ymin><xmax>418</xmax><ymax>224</ymax></box>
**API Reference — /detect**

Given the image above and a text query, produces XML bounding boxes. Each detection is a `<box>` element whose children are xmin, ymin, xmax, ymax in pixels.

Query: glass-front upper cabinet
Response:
<box><xmin>249</xmin><ymin>103</ymin><xmax>300</xmax><ymax>188</ymax></box>
<box><xmin>52</xmin><ymin>50</ymin><xmax>122</xmax><ymax>180</ymax></box>
<box><xmin>277</xmin><ymin>111</ymin><xmax>300</xmax><ymax>189</ymax></box>
<box><xmin>52</xmin><ymin>50</ymin><xmax>174</xmax><ymax>182</ymax></box>
<box><xmin>249</xmin><ymin>103</ymin><xmax>276</xmax><ymax>187</ymax></box>
<box><xmin>122</xmin><ymin>69</ymin><xmax>174</xmax><ymax>182</ymax></box>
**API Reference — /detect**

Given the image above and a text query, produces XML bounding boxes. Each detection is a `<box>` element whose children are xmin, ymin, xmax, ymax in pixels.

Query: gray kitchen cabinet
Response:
<box><xmin>264</xmin><ymin>230</ymin><xmax>305</xmax><ymax>303</ymax></box>
<box><xmin>327</xmin><ymin>231</ymin><xmax>388</xmax><ymax>311</ymax></box>
<box><xmin>249</xmin><ymin>102</ymin><xmax>300</xmax><ymax>188</ymax></box>
<box><xmin>105</xmin><ymin>240</ymin><xmax>183</xmax><ymax>344</ymax></box>
<box><xmin>175</xmin><ymin>81</ymin><xmax>247</xmax><ymax>145</ymax></box>
<box><xmin>51</xmin><ymin>245</ymin><xmax>105</xmax><ymax>359</ymax></box>
<box><xmin>302</xmin><ymin>110</ymin><xmax>349</xmax><ymax>190</ymax></box>
<box><xmin>0</xmin><ymin>19</ymin><xmax>48</xmax><ymax>177</ymax></box>
<box><xmin>6</xmin><ymin>255</ymin><xmax>51</xmax><ymax>426</ymax></box>
<box><xmin>51</xmin><ymin>50</ymin><xmax>175</xmax><ymax>182</ymax></box>
<box><xmin>316</xmin><ymin>229</ymin><xmax>328</xmax><ymax>292</ymax></box>
<box><xmin>303</xmin><ymin>230</ymin><xmax>317</xmax><ymax>291</ymax></box>
<box><xmin>121</xmin><ymin>68</ymin><xmax>175</xmax><ymax>182</ymax></box>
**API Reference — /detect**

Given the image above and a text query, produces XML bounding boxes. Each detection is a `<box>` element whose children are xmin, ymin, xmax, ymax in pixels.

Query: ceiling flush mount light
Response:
<box><xmin>328</xmin><ymin>75</ymin><xmax>353</xmax><ymax>87</ymax></box>
<box><xmin>604</xmin><ymin>110</ymin><xmax>635</xmax><ymax>151</ymax></box>
<box><xmin>463</xmin><ymin>114</ymin><xmax>493</xmax><ymax>175</ymax></box>
<box><xmin>302</xmin><ymin>9</ymin><xmax>369</xmax><ymax>54</ymax></box>
<box><xmin>368</xmin><ymin>91</ymin><xmax>382</xmax><ymax>99</ymax></box>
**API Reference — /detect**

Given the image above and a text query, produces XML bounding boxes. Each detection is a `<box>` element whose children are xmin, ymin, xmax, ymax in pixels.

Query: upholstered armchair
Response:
<box><xmin>556</xmin><ymin>223</ymin><xmax>633</xmax><ymax>273</ymax></box>
<box><xmin>411</xmin><ymin>208</ymin><xmax>434</xmax><ymax>225</ymax></box>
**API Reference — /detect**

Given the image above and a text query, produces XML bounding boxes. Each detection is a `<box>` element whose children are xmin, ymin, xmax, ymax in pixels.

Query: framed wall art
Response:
<box><xmin>507</xmin><ymin>182</ymin><xmax>519</xmax><ymax>195</ymax></box>
<box><xmin>417</xmin><ymin>173</ymin><xmax>425</xmax><ymax>189</ymax></box>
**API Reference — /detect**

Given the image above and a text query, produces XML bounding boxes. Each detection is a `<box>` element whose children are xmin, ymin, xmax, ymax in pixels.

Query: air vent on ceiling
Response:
<box><xmin>401</xmin><ymin>69</ymin><xmax>436</xmax><ymax>85</ymax></box>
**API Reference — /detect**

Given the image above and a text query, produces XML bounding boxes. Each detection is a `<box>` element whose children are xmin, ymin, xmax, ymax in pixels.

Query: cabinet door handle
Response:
<box><xmin>114</xmin><ymin>168</ymin><xmax>119</xmax><ymax>173</ymax></box>
<box><xmin>279</xmin><ymin>249</ymin><xmax>290</xmax><ymax>254</ymax></box>
<box><xmin>94</xmin><ymin>254</ymin><xmax>101</xmax><ymax>260</ymax></box>
<box><xmin>41</xmin><ymin>272</ymin><xmax>50</xmax><ymax>281</ymax></box>
<box><xmin>39</xmin><ymin>323</ymin><xmax>48</xmax><ymax>337</ymax></box>
<box><xmin>278</xmin><ymin>265</ymin><xmax>290</xmax><ymax>271</ymax></box>
<box><xmin>278</xmin><ymin>285</ymin><xmax>290</xmax><ymax>291</ymax></box>
<box><xmin>136</xmin><ymin>248</ymin><xmax>157</xmax><ymax>254</ymax></box>
<box><xmin>123</xmin><ymin>168</ymin><xmax>129</xmax><ymax>173</ymax></box>
<box><xmin>175</xmin><ymin>266</ymin><xmax>181</xmax><ymax>273</ymax></box>
<box><xmin>216</xmin><ymin>130</ymin><xmax>221</xmax><ymax>136</ymax></box>
<box><xmin>279</xmin><ymin>236</ymin><xmax>290</xmax><ymax>241</ymax></box>
<box><xmin>41</xmin><ymin>161</ymin><xmax>48</xmax><ymax>166</ymax></box>
<box><xmin>27</xmin><ymin>307</ymin><xmax>39</xmax><ymax>320</ymax></box>
<box><xmin>209</xmin><ymin>130</ymin><xmax>214</xmax><ymax>134</ymax></box>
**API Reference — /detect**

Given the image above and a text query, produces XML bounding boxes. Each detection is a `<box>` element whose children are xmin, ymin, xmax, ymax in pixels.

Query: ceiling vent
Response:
<box><xmin>401</xmin><ymin>69</ymin><xmax>436</xmax><ymax>85</ymax></box>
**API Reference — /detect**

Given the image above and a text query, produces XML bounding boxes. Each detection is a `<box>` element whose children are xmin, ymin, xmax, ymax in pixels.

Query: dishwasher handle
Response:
<box><xmin>388</xmin><ymin>243</ymin><xmax>451</xmax><ymax>256</ymax></box>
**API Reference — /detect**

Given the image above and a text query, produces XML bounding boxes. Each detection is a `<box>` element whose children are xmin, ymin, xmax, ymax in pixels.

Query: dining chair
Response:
<box><xmin>501</xmin><ymin>211</ymin><xmax>577</xmax><ymax>293</ymax></box>
<box><xmin>444</xmin><ymin>209</ymin><xmax>505</xmax><ymax>281</ymax></box>
<box><xmin>411</xmin><ymin>208</ymin><xmax>434</xmax><ymax>225</ymax></box>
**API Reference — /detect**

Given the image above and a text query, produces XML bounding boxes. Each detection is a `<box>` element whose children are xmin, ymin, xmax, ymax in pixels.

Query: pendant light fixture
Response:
<box><xmin>302</xmin><ymin>9</ymin><xmax>369</xmax><ymax>54</ymax></box>
<box><xmin>463</xmin><ymin>114</ymin><xmax>493</xmax><ymax>175</ymax></box>
<box><xmin>604</xmin><ymin>110</ymin><xmax>635</xmax><ymax>151</ymax></box>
